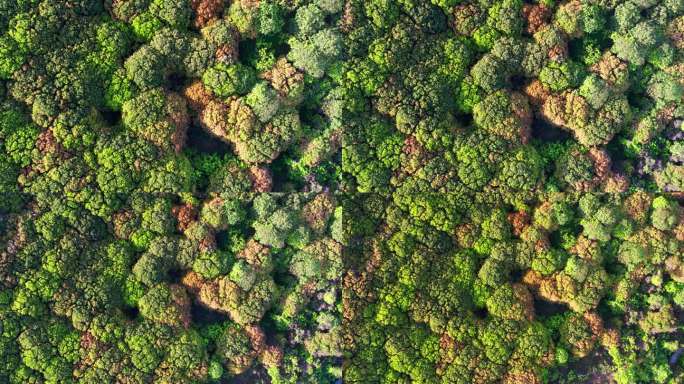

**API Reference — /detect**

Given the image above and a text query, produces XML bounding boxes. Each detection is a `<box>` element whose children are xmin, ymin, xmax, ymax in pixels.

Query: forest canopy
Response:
<box><xmin>0</xmin><ymin>0</ymin><xmax>683</xmax><ymax>383</ymax></box>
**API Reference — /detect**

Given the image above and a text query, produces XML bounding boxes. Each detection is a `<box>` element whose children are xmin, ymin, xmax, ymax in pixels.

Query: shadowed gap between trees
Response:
<box><xmin>101</xmin><ymin>109</ymin><xmax>121</xmax><ymax>126</ymax></box>
<box><xmin>534</xmin><ymin>297</ymin><xmax>569</xmax><ymax>317</ymax></box>
<box><xmin>531</xmin><ymin>118</ymin><xmax>572</xmax><ymax>142</ymax></box>
<box><xmin>186</xmin><ymin>120</ymin><xmax>234</xmax><ymax>155</ymax></box>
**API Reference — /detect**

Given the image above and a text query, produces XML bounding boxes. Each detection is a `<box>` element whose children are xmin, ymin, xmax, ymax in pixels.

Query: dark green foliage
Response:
<box><xmin>202</xmin><ymin>63</ymin><xmax>256</xmax><ymax>98</ymax></box>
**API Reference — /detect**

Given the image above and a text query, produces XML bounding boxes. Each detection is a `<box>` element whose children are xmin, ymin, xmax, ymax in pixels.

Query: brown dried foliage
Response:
<box><xmin>238</xmin><ymin>239</ymin><xmax>271</xmax><ymax>266</ymax></box>
<box><xmin>591</xmin><ymin>52</ymin><xmax>629</xmax><ymax>90</ymax></box>
<box><xmin>172</xmin><ymin>204</ymin><xmax>197</xmax><ymax>232</ymax></box>
<box><xmin>190</xmin><ymin>0</ymin><xmax>224</xmax><ymax>29</ymax></box>
<box><xmin>504</xmin><ymin>371</ymin><xmax>543</xmax><ymax>384</ymax></box>
<box><xmin>522</xmin><ymin>4</ymin><xmax>550</xmax><ymax>35</ymax></box>
<box><xmin>261</xmin><ymin>58</ymin><xmax>304</xmax><ymax>102</ymax></box>
<box><xmin>184</xmin><ymin>80</ymin><xmax>215</xmax><ymax>112</ymax></box>
<box><xmin>667</xmin><ymin>16</ymin><xmax>684</xmax><ymax>49</ymax></box>
<box><xmin>302</xmin><ymin>193</ymin><xmax>335</xmax><ymax>233</ymax></box>
<box><xmin>508</xmin><ymin>211</ymin><xmax>530</xmax><ymax>237</ymax></box>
